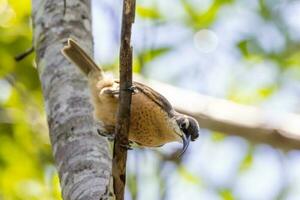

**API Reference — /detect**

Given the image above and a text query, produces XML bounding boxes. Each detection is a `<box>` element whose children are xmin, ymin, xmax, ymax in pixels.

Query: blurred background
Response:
<box><xmin>1</xmin><ymin>0</ymin><xmax>300</xmax><ymax>199</ymax></box>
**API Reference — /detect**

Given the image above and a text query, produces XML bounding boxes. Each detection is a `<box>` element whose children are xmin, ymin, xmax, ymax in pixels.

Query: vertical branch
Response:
<box><xmin>112</xmin><ymin>0</ymin><xmax>136</xmax><ymax>200</ymax></box>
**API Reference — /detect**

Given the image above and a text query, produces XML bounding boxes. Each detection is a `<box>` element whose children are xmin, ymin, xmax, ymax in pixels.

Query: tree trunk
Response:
<box><xmin>31</xmin><ymin>1</ymin><xmax>112</xmax><ymax>199</ymax></box>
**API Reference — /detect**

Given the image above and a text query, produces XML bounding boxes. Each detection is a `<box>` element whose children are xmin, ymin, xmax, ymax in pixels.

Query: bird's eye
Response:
<box><xmin>179</xmin><ymin>123</ymin><xmax>183</xmax><ymax>129</ymax></box>
<box><xmin>180</xmin><ymin>118</ymin><xmax>189</xmax><ymax>129</ymax></box>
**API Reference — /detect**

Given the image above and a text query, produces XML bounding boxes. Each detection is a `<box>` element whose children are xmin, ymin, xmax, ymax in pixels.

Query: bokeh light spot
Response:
<box><xmin>0</xmin><ymin>0</ymin><xmax>16</xmax><ymax>27</ymax></box>
<box><xmin>194</xmin><ymin>29</ymin><xmax>219</xmax><ymax>53</ymax></box>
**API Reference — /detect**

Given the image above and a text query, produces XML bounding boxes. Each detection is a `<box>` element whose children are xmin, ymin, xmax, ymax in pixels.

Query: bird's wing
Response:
<box><xmin>133</xmin><ymin>81</ymin><xmax>175</xmax><ymax>117</ymax></box>
<box><xmin>113</xmin><ymin>80</ymin><xmax>175</xmax><ymax>116</ymax></box>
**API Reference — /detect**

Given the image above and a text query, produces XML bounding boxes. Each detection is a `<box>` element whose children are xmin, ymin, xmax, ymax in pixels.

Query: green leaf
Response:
<box><xmin>181</xmin><ymin>0</ymin><xmax>234</xmax><ymax>29</ymax></box>
<box><xmin>136</xmin><ymin>47</ymin><xmax>172</xmax><ymax>73</ymax></box>
<box><xmin>258</xmin><ymin>0</ymin><xmax>272</xmax><ymax>20</ymax></box>
<box><xmin>136</xmin><ymin>6</ymin><xmax>162</xmax><ymax>20</ymax></box>
<box><xmin>127</xmin><ymin>172</ymin><xmax>138</xmax><ymax>199</ymax></box>
<box><xmin>178</xmin><ymin>166</ymin><xmax>202</xmax><ymax>185</ymax></box>
<box><xmin>140</xmin><ymin>47</ymin><xmax>171</xmax><ymax>62</ymax></box>
<box><xmin>237</xmin><ymin>40</ymin><xmax>249</xmax><ymax>57</ymax></box>
<box><xmin>219</xmin><ymin>188</ymin><xmax>235</xmax><ymax>200</ymax></box>
<box><xmin>239</xmin><ymin>147</ymin><xmax>254</xmax><ymax>172</ymax></box>
<box><xmin>211</xmin><ymin>132</ymin><xmax>226</xmax><ymax>142</ymax></box>
<box><xmin>258</xmin><ymin>85</ymin><xmax>277</xmax><ymax>98</ymax></box>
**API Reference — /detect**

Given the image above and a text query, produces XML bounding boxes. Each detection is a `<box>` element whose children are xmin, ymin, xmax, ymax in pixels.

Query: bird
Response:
<box><xmin>61</xmin><ymin>38</ymin><xmax>200</xmax><ymax>155</ymax></box>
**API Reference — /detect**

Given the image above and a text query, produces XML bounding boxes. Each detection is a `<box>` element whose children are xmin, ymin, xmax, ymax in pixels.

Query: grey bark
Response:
<box><xmin>31</xmin><ymin>1</ymin><xmax>112</xmax><ymax>199</ymax></box>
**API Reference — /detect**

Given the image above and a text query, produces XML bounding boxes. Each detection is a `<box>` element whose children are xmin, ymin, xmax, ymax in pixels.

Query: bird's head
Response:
<box><xmin>175</xmin><ymin>115</ymin><xmax>200</xmax><ymax>156</ymax></box>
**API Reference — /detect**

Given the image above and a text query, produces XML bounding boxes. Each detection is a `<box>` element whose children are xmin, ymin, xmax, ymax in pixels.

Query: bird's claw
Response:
<box><xmin>119</xmin><ymin>142</ymin><xmax>133</xmax><ymax>150</ymax></box>
<box><xmin>103</xmin><ymin>86</ymin><xmax>138</xmax><ymax>96</ymax></box>
<box><xmin>103</xmin><ymin>89</ymin><xmax>119</xmax><ymax>95</ymax></box>
<box><xmin>97</xmin><ymin>129</ymin><xmax>115</xmax><ymax>141</ymax></box>
<box><xmin>123</xmin><ymin>85</ymin><xmax>138</xmax><ymax>94</ymax></box>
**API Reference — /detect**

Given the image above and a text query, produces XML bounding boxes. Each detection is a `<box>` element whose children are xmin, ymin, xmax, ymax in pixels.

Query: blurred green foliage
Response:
<box><xmin>134</xmin><ymin>47</ymin><xmax>172</xmax><ymax>73</ymax></box>
<box><xmin>180</xmin><ymin>0</ymin><xmax>234</xmax><ymax>30</ymax></box>
<box><xmin>128</xmin><ymin>0</ymin><xmax>300</xmax><ymax>199</ymax></box>
<box><xmin>0</xmin><ymin>0</ymin><xmax>61</xmax><ymax>199</ymax></box>
<box><xmin>136</xmin><ymin>5</ymin><xmax>161</xmax><ymax>20</ymax></box>
<box><xmin>1</xmin><ymin>0</ymin><xmax>300</xmax><ymax>199</ymax></box>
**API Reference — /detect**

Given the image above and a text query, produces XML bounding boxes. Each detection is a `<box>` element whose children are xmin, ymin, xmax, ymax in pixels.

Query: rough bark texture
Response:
<box><xmin>135</xmin><ymin>76</ymin><xmax>300</xmax><ymax>150</ymax></box>
<box><xmin>112</xmin><ymin>0</ymin><xmax>135</xmax><ymax>199</ymax></box>
<box><xmin>31</xmin><ymin>1</ymin><xmax>112</xmax><ymax>199</ymax></box>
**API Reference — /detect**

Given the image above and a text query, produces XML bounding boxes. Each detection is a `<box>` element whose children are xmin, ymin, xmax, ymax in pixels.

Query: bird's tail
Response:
<box><xmin>61</xmin><ymin>38</ymin><xmax>104</xmax><ymax>80</ymax></box>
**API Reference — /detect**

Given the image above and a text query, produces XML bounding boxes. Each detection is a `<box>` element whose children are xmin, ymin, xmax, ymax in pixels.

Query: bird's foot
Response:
<box><xmin>102</xmin><ymin>89</ymin><xmax>119</xmax><ymax>95</ymax></box>
<box><xmin>124</xmin><ymin>85</ymin><xmax>138</xmax><ymax>94</ymax></box>
<box><xmin>118</xmin><ymin>141</ymin><xmax>134</xmax><ymax>150</ymax></box>
<box><xmin>103</xmin><ymin>86</ymin><xmax>138</xmax><ymax>96</ymax></box>
<box><xmin>119</xmin><ymin>142</ymin><xmax>133</xmax><ymax>150</ymax></box>
<box><xmin>97</xmin><ymin>129</ymin><xmax>115</xmax><ymax>141</ymax></box>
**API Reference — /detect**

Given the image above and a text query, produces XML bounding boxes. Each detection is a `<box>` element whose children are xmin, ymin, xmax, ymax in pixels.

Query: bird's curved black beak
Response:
<box><xmin>178</xmin><ymin>134</ymin><xmax>191</xmax><ymax>157</ymax></box>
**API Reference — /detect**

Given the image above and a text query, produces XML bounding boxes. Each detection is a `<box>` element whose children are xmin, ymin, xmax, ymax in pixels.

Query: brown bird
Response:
<box><xmin>61</xmin><ymin>38</ymin><xmax>200</xmax><ymax>155</ymax></box>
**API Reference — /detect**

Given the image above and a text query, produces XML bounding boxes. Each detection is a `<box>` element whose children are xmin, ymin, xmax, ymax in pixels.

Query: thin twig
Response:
<box><xmin>112</xmin><ymin>0</ymin><xmax>136</xmax><ymax>199</ymax></box>
<box><xmin>14</xmin><ymin>47</ymin><xmax>34</xmax><ymax>61</ymax></box>
<box><xmin>63</xmin><ymin>0</ymin><xmax>67</xmax><ymax>15</ymax></box>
